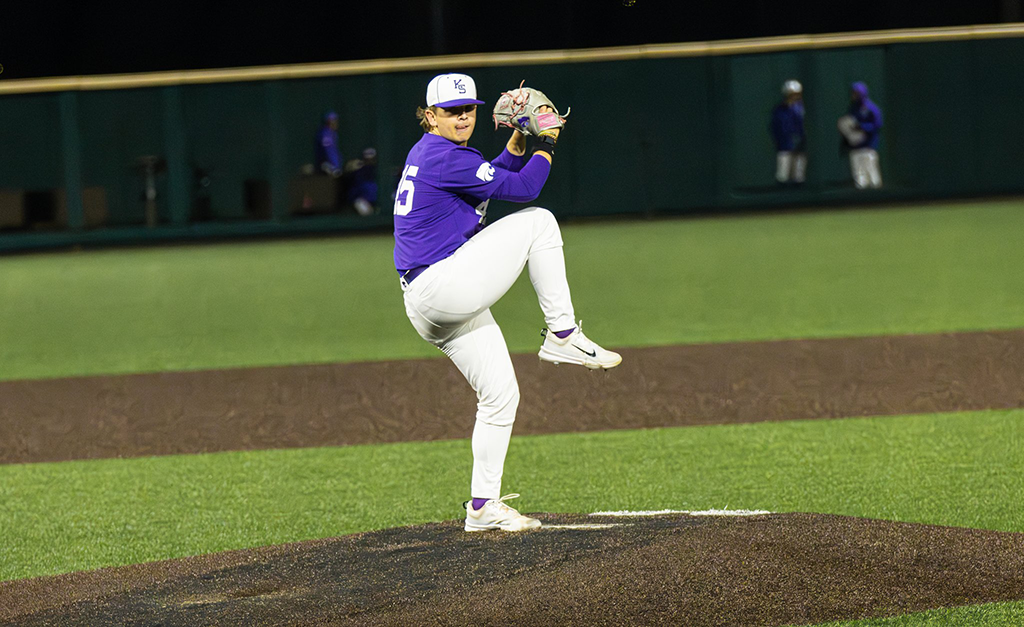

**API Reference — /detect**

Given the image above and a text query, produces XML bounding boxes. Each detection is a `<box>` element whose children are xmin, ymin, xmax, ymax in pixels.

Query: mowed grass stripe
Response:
<box><xmin>808</xmin><ymin>599</ymin><xmax>1024</xmax><ymax>626</ymax></box>
<box><xmin>2</xmin><ymin>408</ymin><xmax>1021</xmax><ymax>582</ymax></box>
<box><xmin>1</xmin><ymin>201</ymin><xmax>1023</xmax><ymax>381</ymax></box>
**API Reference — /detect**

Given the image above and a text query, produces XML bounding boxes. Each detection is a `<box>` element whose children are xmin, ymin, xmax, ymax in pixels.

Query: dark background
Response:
<box><xmin>0</xmin><ymin>1</ymin><xmax>1020</xmax><ymax>80</ymax></box>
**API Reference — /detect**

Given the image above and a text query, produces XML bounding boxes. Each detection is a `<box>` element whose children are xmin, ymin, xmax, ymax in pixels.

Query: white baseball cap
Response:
<box><xmin>782</xmin><ymin>80</ymin><xmax>803</xmax><ymax>95</ymax></box>
<box><xmin>426</xmin><ymin>73</ymin><xmax>485</xmax><ymax>108</ymax></box>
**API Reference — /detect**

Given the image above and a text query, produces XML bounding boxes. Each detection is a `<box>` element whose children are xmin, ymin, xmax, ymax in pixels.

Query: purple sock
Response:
<box><xmin>471</xmin><ymin>498</ymin><xmax>489</xmax><ymax>510</ymax></box>
<box><xmin>553</xmin><ymin>327</ymin><xmax>576</xmax><ymax>339</ymax></box>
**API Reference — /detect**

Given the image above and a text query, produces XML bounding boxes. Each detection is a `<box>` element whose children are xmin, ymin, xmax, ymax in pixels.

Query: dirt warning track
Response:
<box><xmin>2</xmin><ymin>329</ymin><xmax>1023</xmax><ymax>464</ymax></box>
<box><xmin>4</xmin><ymin>512</ymin><xmax>1024</xmax><ymax>626</ymax></box>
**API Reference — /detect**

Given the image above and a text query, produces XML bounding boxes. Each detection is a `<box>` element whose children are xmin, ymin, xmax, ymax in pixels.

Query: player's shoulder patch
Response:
<box><xmin>475</xmin><ymin>162</ymin><xmax>496</xmax><ymax>182</ymax></box>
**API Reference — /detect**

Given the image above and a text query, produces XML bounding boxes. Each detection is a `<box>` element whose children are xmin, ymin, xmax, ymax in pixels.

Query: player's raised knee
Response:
<box><xmin>525</xmin><ymin>206</ymin><xmax>555</xmax><ymax>223</ymax></box>
<box><xmin>522</xmin><ymin>206</ymin><xmax>561</xmax><ymax>241</ymax></box>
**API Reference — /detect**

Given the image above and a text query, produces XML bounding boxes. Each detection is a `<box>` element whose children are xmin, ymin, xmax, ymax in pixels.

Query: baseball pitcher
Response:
<box><xmin>393</xmin><ymin>73</ymin><xmax>621</xmax><ymax>533</ymax></box>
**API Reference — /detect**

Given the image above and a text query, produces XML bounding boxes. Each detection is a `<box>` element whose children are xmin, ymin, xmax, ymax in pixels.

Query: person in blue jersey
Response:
<box><xmin>316</xmin><ymin>111</ymin><xmax>343</xmax><ymax>177</ymax></box>
<box><xmin>769</xmin><ymin>80</ymin><xmax>806</xmax><ymax>185</ymax></box>
<box><xmin>837</xmin><ymin>81</ymin><xmax>883</xmax><ymax>189</ymax></box>
<box><xmin>345</xmin><ymin>147</ymin><xmax>379</xmax><ymax>216</ymax></box>
<box><xmin>394</xmin><ymin>73</ymin><xmax>621</xmax><ymax>533</ymax></box>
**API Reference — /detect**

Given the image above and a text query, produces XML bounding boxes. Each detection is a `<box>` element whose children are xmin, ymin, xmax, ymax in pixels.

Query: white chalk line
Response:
<box><xmin>542</xmin><ymin>523</ymin><xmax>627</xmax><ymax>530</ymax></box>
<box><xmin>590</xmin><ymin>509</ymin><xmax>771</xmax><ymax>517</ymax></box>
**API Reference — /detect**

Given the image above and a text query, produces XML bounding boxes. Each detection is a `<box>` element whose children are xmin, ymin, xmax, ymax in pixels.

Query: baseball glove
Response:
<box><xmin>492</xmin><ymin>81</ymin><xmax>570</xmax><ymax>137</ymax></box>
<box><xmin>837</xmin><ymin>115</ymin><xmax>866</xmax><ymax>146</ymax></box>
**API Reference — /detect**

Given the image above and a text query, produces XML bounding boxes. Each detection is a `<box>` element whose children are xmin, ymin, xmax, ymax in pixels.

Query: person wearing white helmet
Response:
<box><xmin>769</xmin><ymin>79</ymin><xmax>807</xmax><ymax>185</ymax></box>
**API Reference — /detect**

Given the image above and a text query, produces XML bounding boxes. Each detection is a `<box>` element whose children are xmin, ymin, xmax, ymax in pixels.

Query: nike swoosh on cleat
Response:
<box><xmin>573</xmin><ymin>345</ymin><xmax>597</xmax><ymax>357</ymax></box>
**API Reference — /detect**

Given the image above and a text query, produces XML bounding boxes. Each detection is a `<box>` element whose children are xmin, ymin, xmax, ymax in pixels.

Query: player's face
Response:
<box><xmin>430</xmin><ymin>105</ymin><xmax>477</xmax><ymax>145</ymax></box>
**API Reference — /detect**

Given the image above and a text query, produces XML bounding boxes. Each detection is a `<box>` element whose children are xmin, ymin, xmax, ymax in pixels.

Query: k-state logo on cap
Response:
<box><xmin>453</xmin><ymin>79</ymin><xmax>466</xmax><ymax>94</ymax></box>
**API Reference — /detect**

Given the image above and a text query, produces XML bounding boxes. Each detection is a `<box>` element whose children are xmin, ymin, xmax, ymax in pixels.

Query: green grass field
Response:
<box><xmin>1</xmin><ymin>202</ymin><xmax>1022</xmax><ymax>382</ymax></box>
<box><xmin>2</xmin><ymin>200</ymin><xmax>1023</xmax><ymax>624</ymax></box>
<box><xmin>2</xmin><ymin>409</ymin><xmax>1023</xmax><ymax>582</ymax></box>
<box><xmin>815</xmin><ymin>600</ymin><xmax>1024</xmax><ymax>626</ymax></box>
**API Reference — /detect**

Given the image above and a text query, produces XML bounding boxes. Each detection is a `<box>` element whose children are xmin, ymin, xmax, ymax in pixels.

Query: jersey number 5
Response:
<box><xmin>393</xmin><ymin>165</ymin><xmax>419</xmax><ymax>216</ymax></box>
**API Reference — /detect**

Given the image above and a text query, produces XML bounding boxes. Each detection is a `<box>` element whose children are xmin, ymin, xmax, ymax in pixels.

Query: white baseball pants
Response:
<box><xmin>775</xmin><ymin>151</ymin><xmax>807</xmax><ymax>183</ymax></box>
<box><xmin>401</xmin><ymin>206</ymin><xmax>576</xmax><ymax>499</ymax></box>
<box><xmin>849</xmin><ymin>148</ymin><xmax>882</xmax><ymax>189</ymax></box>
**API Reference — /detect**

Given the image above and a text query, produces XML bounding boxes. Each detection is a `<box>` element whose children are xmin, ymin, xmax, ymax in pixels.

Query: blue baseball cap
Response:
<box><xmin>426</xmin><ymin>73</ymin><xmax>484</xmax><ymax>108</ymax></box>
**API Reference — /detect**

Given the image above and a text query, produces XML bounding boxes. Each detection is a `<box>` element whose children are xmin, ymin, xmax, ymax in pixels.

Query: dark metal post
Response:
<box><xmin>265</xmin><ymin>82</ymin><xmax>289</xmax><ymax>221</ymax></box>
<box><xmin>162</xmin><ymin>86</ymin><xmax>190</xmax><ymax>226</ymax></box>
<box><xmin>58</xmin><ymin>92</ymin><xmax>85</xmax><ymax>230</ymax></box>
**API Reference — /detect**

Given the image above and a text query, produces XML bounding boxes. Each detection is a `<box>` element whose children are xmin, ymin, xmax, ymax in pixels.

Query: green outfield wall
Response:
<box><xmin>1</xmin><ymin>32</ymin><xmax>1022</xmax><ymax>251</ymax></box>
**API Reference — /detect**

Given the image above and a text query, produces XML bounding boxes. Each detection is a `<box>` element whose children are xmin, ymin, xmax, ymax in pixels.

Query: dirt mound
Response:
<box><xmin>4</xmin><ymin>512</ymin><xmax>1024</xmax><ymax>626</ymax></box>
<box><xmin>3</xmin><ymin>329</ymin><xmax>1023</xmax><ymax>464</ymax></box>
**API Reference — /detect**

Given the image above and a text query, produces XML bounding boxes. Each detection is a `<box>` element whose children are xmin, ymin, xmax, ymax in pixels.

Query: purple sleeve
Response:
<box><xmin>318</xmin><ymin>128</ymin><xmax>341</xmax><ymax>170</ymax></box>
<box><xmin>492</xmin><ymin>147</ymin><xmax>527</xmax><ymax>172</ymax></box>
<box><xmin>859</xmin><ymin>101</ymin><xmax>883</xmax><ymax>133</ymax></box>
<box><xmin>439</xmin><ymin>148</ymin><xmax>550</xmax><ymax>202</ymax></box>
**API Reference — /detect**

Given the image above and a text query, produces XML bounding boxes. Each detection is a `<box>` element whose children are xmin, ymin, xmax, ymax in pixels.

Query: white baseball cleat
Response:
<box><xmin>464</xmin><ymin>494</ymin><xmax>542</xmax><ymax>532</ymax></box>
<box><xmin>538</xmin><ymin>322</ymin><xmax>622</xmax><ymax>370</ymax></box>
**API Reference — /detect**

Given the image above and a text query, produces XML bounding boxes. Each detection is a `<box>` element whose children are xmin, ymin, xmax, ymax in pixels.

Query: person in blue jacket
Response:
<box><xmin>345</xmin><ymin>147</ymin><xmax>379</xmax><ymax>216</ymax></box>
<box><xmin>769</xmin><ymin>80</ymin><xmax>806</xmax><ymax>185</ymax></box>
<box><xmin>837</xmin><ymin>81</ymin><xmax>883</xmax><ymax>189</ymax></box>
<box><xmin>316</xmin><ymin>111</ymin><xmax>343</xmax><ymax>177</ymax></box>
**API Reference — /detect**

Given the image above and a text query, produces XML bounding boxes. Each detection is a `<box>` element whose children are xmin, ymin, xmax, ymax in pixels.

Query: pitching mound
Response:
<box><xmin>5</xmin><ymin>512</ymin><xmax>1024</xmax><ymax>626</ymax></box>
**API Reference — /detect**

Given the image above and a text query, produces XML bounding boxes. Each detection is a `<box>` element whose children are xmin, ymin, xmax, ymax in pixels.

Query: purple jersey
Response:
<box><xmin>393</xmin><ymin>133</ymin><xmax>550</xmax><ymax>273</ymax></box>
<box><xmin>316</xmin><ymin>126</ymin><xmax>341</xmax><ymax>171</ymax></box>
<box><xmin>848</xmin><ymin>97</ymin><xmax>883</xmax><ymax>150</ymax></box>
<box><xmin>770</xmin><ymin>101</ymin><xmax>805</xmax><ymax>151</ymax></box>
